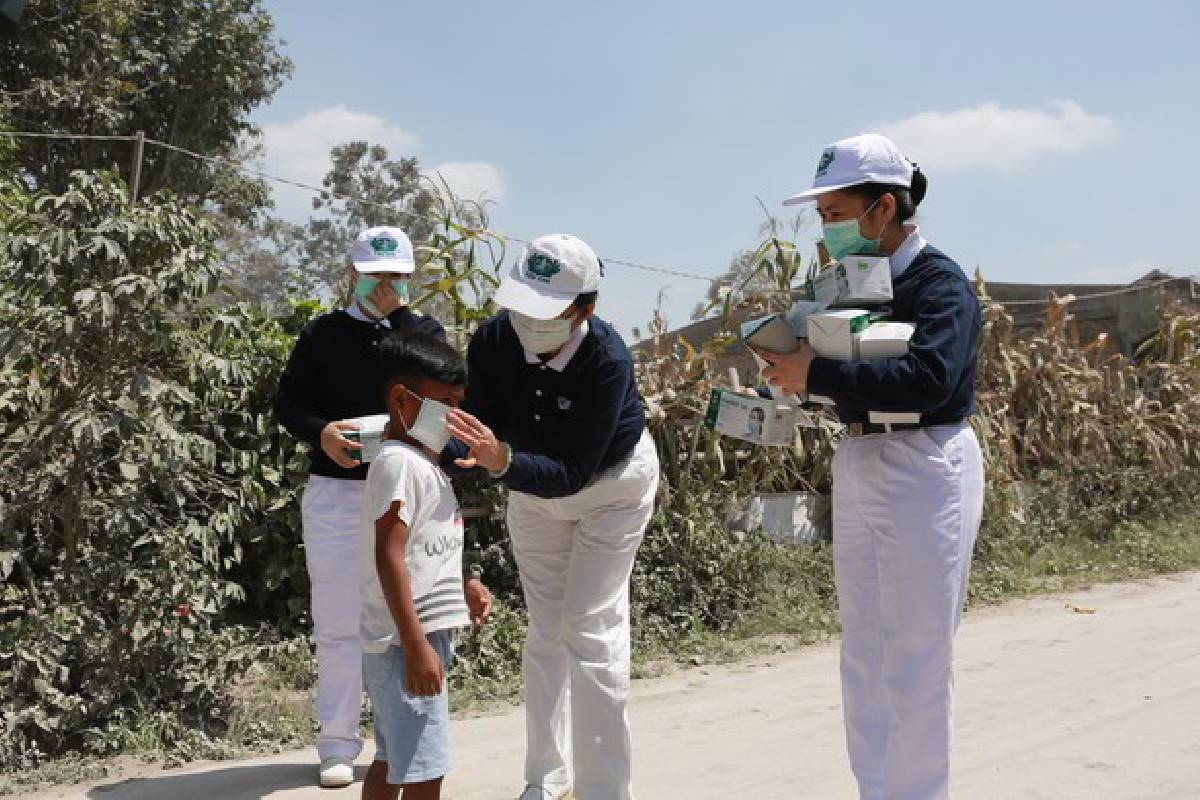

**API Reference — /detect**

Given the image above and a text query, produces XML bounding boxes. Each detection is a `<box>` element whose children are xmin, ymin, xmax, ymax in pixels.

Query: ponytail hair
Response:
<box><xmin>847</xmin><ymin>162</ymin><xmax>928</xmax><ymax>223</ymax></box>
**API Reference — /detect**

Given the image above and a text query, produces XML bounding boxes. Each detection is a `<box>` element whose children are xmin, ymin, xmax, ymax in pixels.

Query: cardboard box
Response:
<box><xmin>704</xmin><ymin>389</ymin><xmax>799</xmax><ymax>447</ymax></box>
<box><xmin>339</xmin><ymin>413</ymin><xmax>390</xmax><ymax>463</ymax></box>
<box><xmin>782</xmin><ymin>301</ymin><xmax>830</xmax><ymax>338</ymax></box>
<box><xmin>740</xmin><ymin>314</ymin><xmax>801</xmax><ymax>354</ymax></box>
<box><xmin>806</xmin><ymin>309</ymin><xmax>869</xmax><ymax>361</ymax></box>
<box><xmin>810</xmin><ymin>255</ymin><xmax>893</xmax><ymax>307</ymax></box>
<box><xmin>857</xmin><ymin>321</ymin><xmax>915</xmax><ymax>359</ymax></box>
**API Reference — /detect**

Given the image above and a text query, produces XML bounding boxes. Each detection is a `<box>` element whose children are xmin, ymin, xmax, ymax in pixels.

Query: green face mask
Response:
<box><xmin>355</xmin><ymin>276</ymin><xmax>409</xmax><ymax>315</ymax></box>
<box><xmin>821</xmin><ymin>198</ymin><xmax>883</xmax><ymax>261</ymax></box>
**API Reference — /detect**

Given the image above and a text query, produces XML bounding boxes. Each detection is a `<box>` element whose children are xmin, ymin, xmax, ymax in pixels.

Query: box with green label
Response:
<box><xmin>810</xmin><ymin>255</ymin><xmax>892</xmax><ymax>307</ymax></box>
<box><xmin>703</xmin><ymin>389</ymin><xmax>800</xmax><ymax>447</ymax></box>
<box><xmin>339</xmin><ymin>413</ymin><xmax>389</xmax><ymax>463</ymax></box>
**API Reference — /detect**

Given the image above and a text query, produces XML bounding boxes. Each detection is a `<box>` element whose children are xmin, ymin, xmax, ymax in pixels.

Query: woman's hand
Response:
<box><xmin>755</xmin><ymin>341</ymin><xmax>816</xmax><ymax>397</ymax></box>
<box><xmin>445</xmin><ymin>409</ymin><xmax>509</xmax><ymax>472</ymax></box>
<box><xmin>403</xmin><ymin>637</ymin><xmax>445</xmax><ymax>697</ymax></box>
<box><xmin>320</xmin><ymin>420</ymin><xmax>361</xmax><ymax>468</ymax></box>
<box><xmin>368</xmin><ymin>279</ymin><xmax>405</xmax><ymax>317</ymax></box>
<box><xmin>465</xmin><ymin>578</ymin><xmax>493</xmax><ymax>626</ymax></box>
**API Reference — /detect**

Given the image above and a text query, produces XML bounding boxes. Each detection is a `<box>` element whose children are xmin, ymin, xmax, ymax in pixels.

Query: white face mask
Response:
<box><xmin>509</xmin><ymin>310</ymin><xmax>575</xmax><ymax>355</ymax></box>
<box><xmin>398</xmin><ymin>385</ymin><xmax>452</xmax><ymax>453</ymax></box>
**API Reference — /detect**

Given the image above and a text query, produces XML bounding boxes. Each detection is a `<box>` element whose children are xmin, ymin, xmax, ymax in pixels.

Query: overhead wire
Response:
<box><xmin>2</xmin><ymin>129</ymin><xmax>1196</xmax><ymax>305</ymax></box>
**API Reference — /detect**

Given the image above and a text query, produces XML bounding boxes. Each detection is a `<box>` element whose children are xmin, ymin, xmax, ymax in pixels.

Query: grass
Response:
<box><xmin>5</xmin><ymin>506</ymin><xmax>1200</xmax><ymax>796</ymax></box>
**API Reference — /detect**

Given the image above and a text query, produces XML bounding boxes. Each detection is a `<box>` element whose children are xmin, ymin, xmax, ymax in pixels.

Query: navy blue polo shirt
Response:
<box><xmin>274</xmin><ymin>306</ymin><xmax>446</xmax><ymax>480</ymax></box>
<box><xmin>806</xmin><ymin>244</ymin><xmax>981</xmax><ymax>425</ymax></box>
<box><xmin>445</xmin><ymin>311</ymin><xmax>646</xmax><ymax>499</ymax></box>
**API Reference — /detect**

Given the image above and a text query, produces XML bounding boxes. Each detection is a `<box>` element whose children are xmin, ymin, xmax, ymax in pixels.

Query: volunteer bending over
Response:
<box><xmin>443</xmin><ymin>234</ymin><xmax>659</xmax><ymax>800</ymax></box>
<box><xmin>759</xmin><ymin>134</ymin><xmax>983</xmax><ymax>800</ymax></box>
<box><xmin>274</xmin><ymin>227</ymin><xmax>445</xmax><ymax>789</ymax></box>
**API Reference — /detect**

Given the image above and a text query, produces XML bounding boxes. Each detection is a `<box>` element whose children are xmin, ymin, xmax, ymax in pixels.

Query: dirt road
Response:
<box><xmin>28</xmin><ymin>573</ymin><xmax>1200</xmax><ymax>799</ymax></box>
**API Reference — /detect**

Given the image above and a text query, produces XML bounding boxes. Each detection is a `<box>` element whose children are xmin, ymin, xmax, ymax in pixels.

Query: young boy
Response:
<box><xmin>361</xmin><ymin>333</ymin><xmax>492</xmax><ymax>800</ymax></box>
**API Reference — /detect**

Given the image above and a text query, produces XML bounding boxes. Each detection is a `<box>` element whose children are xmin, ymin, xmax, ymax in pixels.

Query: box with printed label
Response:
<box><xmin>856</xmin><ymin>321</ymin><xmax>915</xmax><ymax>359</ymax></box>
<box><xmin>339</xmin><ymin>413</ymin><xmax>390</xmax><ymax>463</ymax></box>
<box><xmin>810</xmin><ymin>255</ymin><xmax>892</xmax><ymax>308</ymax></box>
<box><xmin>806</xmin><ymin>309</ymin><xmax>869</xmax><ymax>362</ymax></box>
<box><xmin>703</xmin><ymin>389</ymin><xmax>798</xmax><ymax>447</ymax></box>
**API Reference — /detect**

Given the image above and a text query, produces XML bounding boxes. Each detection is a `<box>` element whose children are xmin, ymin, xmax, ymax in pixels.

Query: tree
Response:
<box><xmin>289</xmin><ymin>141</ymin><xmax>438</xmax><ymax>300</ymax></box>
<box><xmin>0</xmin><ymin>0</ymin><xmax>292</xmax><ymax>222</ymax></box>
<box><xmin>0</xmin><ymin>171</ymin><xmax>303</xmax><ymax>762</ymax></box>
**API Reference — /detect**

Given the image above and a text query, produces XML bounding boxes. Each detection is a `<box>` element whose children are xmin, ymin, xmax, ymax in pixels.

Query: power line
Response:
<box><xmin>3</xmin><ymin>129</ymin><xmax>1196</xmax><ymax>301</ymax></box>
<box><xmin>989</xmin><ymin>275</ymin><xmax>1198</xmax><ymax>308</ymax></box>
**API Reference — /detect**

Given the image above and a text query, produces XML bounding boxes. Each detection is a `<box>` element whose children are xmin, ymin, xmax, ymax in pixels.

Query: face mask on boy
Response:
<box><xmin>397</xmin><ymin>384</ymin><xmax>452</xmax><ymax>453</ymax></box>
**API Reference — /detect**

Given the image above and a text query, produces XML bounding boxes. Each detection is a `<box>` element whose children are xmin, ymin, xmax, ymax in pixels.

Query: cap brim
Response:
<box><xmin>493</xmin><ymin>275</ymin><xmax>576</xmax><ymax>319</ymax></box>
<box><xmin>353</xmin><ymin>260</ymin><xmax>416</xmax><ymax>274</ymax></box>
<box><xmin>782</xmin><ymin>179</ymin><xmax>871</xmax><ymax>206</ymax></box>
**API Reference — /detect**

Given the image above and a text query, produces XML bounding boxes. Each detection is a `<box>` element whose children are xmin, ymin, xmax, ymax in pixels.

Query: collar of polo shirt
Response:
<box><xmin>524</xmin><ymin>320</ymin><xmax>590</xmax><ymax>372</ymax></box>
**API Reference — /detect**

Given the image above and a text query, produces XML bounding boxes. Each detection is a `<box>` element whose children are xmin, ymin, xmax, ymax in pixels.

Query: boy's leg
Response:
<box><xmin>362</xmin><ymin>762</ymin><xmax>442</xmax><ymax>800</ymax></box>
<box><xmin>508</xmin><ymin>491</ymin><xmax>576</xmax><ymax>792</ymax></box>
<box><xmin>362</xmin><ymin>760</ymin><xmax>400</xmax><ymax>800</ymax></box>
<box><xmin>560</xmin><ymin>435</ymin><xmax>659</xmax><ymax>800</ymax></box>
<box><xmin>301</xmin><ymin>477</ymin><xmax>365</xmax><ymax>763</ymax></box>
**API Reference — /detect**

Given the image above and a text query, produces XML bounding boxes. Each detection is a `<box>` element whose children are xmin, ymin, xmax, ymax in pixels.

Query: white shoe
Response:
<box><xmin>318</xmin><ymin>757</ymin><xmax>355</xmax><ymax>788</ymax></box>
<box><xmin>517</xmin><ymin>786</ymin><xmax>573</xmax><ymax>800</ymax></box>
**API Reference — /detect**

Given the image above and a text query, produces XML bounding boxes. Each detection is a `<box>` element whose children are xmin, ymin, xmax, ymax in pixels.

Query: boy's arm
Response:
<box><xmin>375</xmin><ymin>501</ymin><xmax>445</xmax><ymax>697</ymax></box>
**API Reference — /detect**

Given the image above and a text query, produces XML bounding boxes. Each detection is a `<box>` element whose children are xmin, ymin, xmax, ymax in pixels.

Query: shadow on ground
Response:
<box><xmin>84</xmin><ymin>763</ymin><xmax>369</xmax><ymax>799</ymax></box>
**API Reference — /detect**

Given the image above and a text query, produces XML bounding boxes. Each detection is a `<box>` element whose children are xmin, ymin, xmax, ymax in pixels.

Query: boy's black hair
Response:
<box><xmin>376</xmin><ymin>332</ymin><xmax>466</xmax><ymax>402</ymax></box>
<box><xmin>574</xmin><ymin>290</ymin><xmax>599</xmax><ymax>308</ymax></box>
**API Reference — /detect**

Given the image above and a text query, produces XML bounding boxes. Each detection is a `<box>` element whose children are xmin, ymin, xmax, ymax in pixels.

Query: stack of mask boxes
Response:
<box><xmin>802</xmin><ymin>256</ymin><xmax>918</xmax><ymax>422</ymax></box>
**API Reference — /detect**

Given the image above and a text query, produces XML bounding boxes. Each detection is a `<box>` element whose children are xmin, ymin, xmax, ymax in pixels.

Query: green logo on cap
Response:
<box><xmin>525</xmin><ymin>253</ymin><xmax>562</xmax><ymax>283</ymax></box>
<box><xmin>815</xmin><ymin>148</ymin><xmax>835</xmax><ymax>178</ymax></box>
<box><xmin>370</xmin><ymin>236</ymin><xmax>399</xmax><ymax>257</ymax></box>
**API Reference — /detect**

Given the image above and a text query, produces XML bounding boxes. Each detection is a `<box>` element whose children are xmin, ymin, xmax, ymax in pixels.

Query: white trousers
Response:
<box><xmin>301</xmin><ymin>476</ymin><xmax>365</xmax><ymax>761</ymax></box>
<box><xmin>832</xmin><ymin>423</ymin><xmax>984</xmax><ymax>800</ymax></box>
<box><xmin>508</xmin><ymin>432</ymin><xmax>660</xmax><ymax>800</ymax></box>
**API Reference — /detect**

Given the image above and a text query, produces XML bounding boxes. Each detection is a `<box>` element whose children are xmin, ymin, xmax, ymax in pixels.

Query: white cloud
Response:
<box><xmin>258</xmin><ymin>105</ymin><xmax>421</xmax><ymax>219</ymax></box>
<box><xmin>427</xmin><ymin>161</ymin><xmax>506</xmax><ymax>204</ymax></box>
<box><xmin>257</xmin><ymin>107</ymin><xmax>506</xmax><ymax>221</ymax></box>
<box><xmin>877</xmin><ymin>101</ymin><xmax>1118</xmax><ymax>174</ymax></box>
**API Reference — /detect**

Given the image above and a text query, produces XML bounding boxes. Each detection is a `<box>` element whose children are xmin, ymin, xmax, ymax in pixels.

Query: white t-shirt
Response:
<box><xmin>360</xmin><ymin>440</ymin><xmax>469</xmax><ymax>653</ymax></box>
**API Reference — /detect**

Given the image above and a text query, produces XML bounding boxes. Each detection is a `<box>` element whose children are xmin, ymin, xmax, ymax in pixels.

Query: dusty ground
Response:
<box><xmin>25</xmin><ymin>573</ymin><xmax>1200</xmax><ymax>799</ymax></box>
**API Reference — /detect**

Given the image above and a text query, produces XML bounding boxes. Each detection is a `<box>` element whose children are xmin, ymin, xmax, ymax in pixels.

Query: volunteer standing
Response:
<box><xmin>442</xmin><ymin>234</ymin><xmax>660</xmax><ymax>800</ymax></box>
<box><xmin>273</xmin><ymin>227</ymin><xmax>445</xmax><ymax>789</ymax></box>
<box><xmin>758</xmin><ymin>134</ymin><xmax>984</xmax><ymax>800</ymax></box>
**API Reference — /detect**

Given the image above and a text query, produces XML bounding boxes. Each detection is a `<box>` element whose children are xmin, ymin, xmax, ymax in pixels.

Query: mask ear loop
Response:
<box><xmin>396</xmin><ymin>383</ymin><xmax>424</xmax><ymax>434</ymax></box>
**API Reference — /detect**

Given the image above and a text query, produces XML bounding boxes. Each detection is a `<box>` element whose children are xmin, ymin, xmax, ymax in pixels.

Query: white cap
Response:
<box><xmin>350</xmin><ymin>226</ymin><xmax>416</xmax><ymax>273</ymax></box>
<box><xmin>783</xmin><ymin>133</ymin><xmax>914</xmax><ymax>205</ymax></box>
<box><xmin>493</xmin><ymin>234</ymin><xmax>602</xmax><ymax>319</ymax></box>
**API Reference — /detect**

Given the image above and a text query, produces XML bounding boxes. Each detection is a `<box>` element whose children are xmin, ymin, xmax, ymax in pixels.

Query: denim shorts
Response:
<box><xmin>363</xmin><ymin>629</ymin><xmax>456</xmax><ymax>785</ymax></box>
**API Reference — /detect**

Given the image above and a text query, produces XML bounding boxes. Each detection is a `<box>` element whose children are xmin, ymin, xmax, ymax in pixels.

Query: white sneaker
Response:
<box><xmin>517</xmin><ymin>786</ymin><xmax>573</xmax><ymax>800</ymax></box>
<box><xmin>318</xmin><ymin>757</ymin><xmax>355</xmax><ymax>788</ymax></box>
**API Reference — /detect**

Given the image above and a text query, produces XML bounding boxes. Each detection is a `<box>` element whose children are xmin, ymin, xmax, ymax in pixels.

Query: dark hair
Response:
<box><xmin>574</xmin><ymin>291</ymin><xmax>598</xmax><ymax>308</ymax></box>
<box><xmin>845</xmin><ymin>165</ymin><xmax>928</xmax><ymax>224</ymax></box>
<box><xmin>376</xmin><ymin>333</ymin><xmax>466</xmax><ymax>401</ymax></box>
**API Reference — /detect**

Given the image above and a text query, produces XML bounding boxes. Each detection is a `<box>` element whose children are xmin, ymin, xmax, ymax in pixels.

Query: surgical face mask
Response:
<box><xmin>355</xmin><ymin>276</ymin><xmax>409</xmax><ymax>315</ymax></box>
<box><xmin>398</xmin><ymin>385</ymin><xmax>452</xmax><ymax>453</ymax></box>
<box><xmin>821</xmin><ymin>198</ymin><xmax>883</xmax><ymax>261</ymax></box>
<box><xmin>509</xmin><ymin>310</ymin><xmax>575</xmax><ymax>355</ymax></box>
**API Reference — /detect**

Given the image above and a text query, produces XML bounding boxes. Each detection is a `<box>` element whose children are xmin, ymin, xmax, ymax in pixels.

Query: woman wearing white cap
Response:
<box><xmin>274</xmin><ymin>226</ymin><xmax>446</xmax><ymax>788</ymax></box>
<box><xmin>755</xmin><ymin>134</ymin><xmax>984</xmax><ymax>800</ymax></box>
<box><xmin>441</xmin><ymin>234</ymin><xmax>660</xmax><ymax>800</ymax></box>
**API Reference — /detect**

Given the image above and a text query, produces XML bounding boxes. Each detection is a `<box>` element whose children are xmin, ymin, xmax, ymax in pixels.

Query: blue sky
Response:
<box><xmin>256</xmin><ymin>0</ymin><xmax>1199</xmax><ymax>338</ymax></box>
